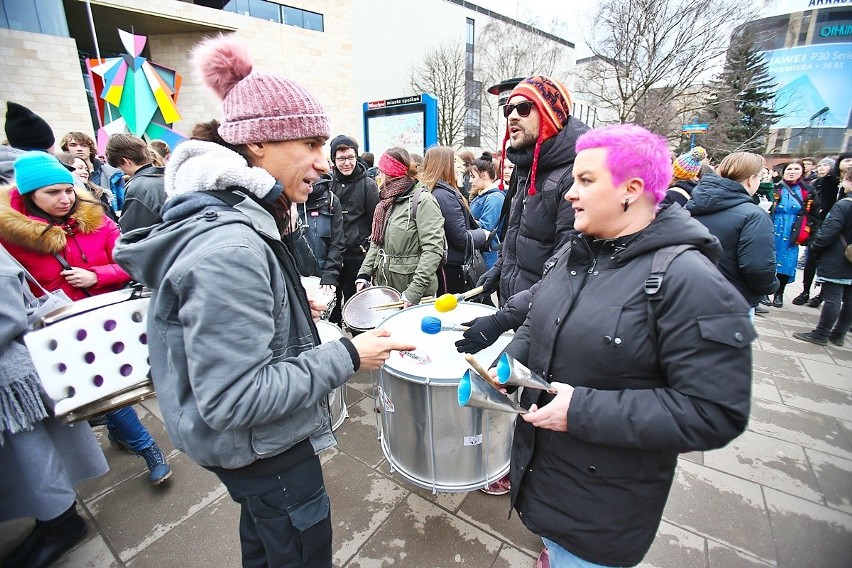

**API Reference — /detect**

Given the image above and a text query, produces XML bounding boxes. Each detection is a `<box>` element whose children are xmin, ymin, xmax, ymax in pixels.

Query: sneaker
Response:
<box><xmin>829</xmin><ymin>334</ymin><xmax>845</xmax><ymax>347</ymax></box>
<box><xmin>139</xmin><ymin>443</ymin><xmax>172</xmax><ymax>485</ymax></box>
<box><xmin>754</xmin><ymin>304</ymin><xmax>770</xmax><ymax>316</ymax></box>
<box><xmin>481</xmin><ymin>474</ymin><xmax>511</xmax><ymax>495</ymax></box>
<box><xmin>793</xmin><ymin>331</ymin><xmax>828</xmax><ymax>346</ymax></box>
<box><xmin>806</xmin><ymin>295</ymin><xmax>823</xmax><ymax>308</ymax></box>
<box><xmin>107</xmin><ymin>430</ymin><xmax>134</xmax><ymax>453</ymax></box>
<box><xmin>759</xmin><ymin>295</ymin><xmax>772</xmax><ymax>307</ymax></box>
<box><xmin>536</xmin><ymin>548</ymin><xmax>550</xmax><ymax>568</ymax></box>
<box><xmin>87</xmin><ymin>415</ymin><xmax>108</xmax><ymax>427</ymax></box>
<box><xmin>791</xmin><ymin>292</ymin><xmax>809</xmax><ymax>305</ymax></box>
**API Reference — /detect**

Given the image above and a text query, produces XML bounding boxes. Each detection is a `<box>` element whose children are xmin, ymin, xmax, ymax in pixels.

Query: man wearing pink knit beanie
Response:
<box><xmin>113</xmin><ymin>34</ymin><xmax>414</xmax><ymax>568</ymax></box>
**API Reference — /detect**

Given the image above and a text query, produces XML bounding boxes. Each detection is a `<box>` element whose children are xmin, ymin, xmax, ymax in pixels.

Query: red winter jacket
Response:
<box><xmin>0</xmin><ymin>187</ymin><xmax>130</xmax><ymax>301</ymax></box>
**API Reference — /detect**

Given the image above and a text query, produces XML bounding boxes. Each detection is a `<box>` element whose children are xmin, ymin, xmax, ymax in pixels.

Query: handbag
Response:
<box><xmin>462</xmin><ymin>231</ymin><xmax>488</xmax><ymax>289</ymax></box>
<box><xmin>841</xmin><ymin>235</ymin><xmax>852</xmax><ymax>264</ymax></box>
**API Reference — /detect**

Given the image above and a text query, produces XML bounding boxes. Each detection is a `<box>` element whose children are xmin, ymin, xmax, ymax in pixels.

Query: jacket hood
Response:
<box><xmin>0</xmin><ymin>144</ymin><xmax>24</xmax><ymax>185</ymax></box>
<box><xmin>0</xmin><ymin>185</ymin><xmax>105</xmax><ymax>255</ymax></box>
<box><xmin>687</xmin><ymin>173</ymin><xmax>752</xmax><ymax>215</ymax></box>
<box><xmin>613</xmin><ymin>203</ymin><xmax>722</xmax><ymax>266</ymax></box>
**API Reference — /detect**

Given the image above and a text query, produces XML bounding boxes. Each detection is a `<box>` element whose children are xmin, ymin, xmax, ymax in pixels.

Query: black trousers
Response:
<box><xmin>330</xmin><ymin>253</ymin><xmax>365</xmax><ymax>325</ymax></box>
<box><xmin>214</xmin><ymin>456</ymin><xmax>332</xmax><ymax>568</ymax></box>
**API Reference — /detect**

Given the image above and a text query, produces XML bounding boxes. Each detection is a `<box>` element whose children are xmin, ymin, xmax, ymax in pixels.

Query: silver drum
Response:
<box><xmin>376</xmin><ymin>302</ymin><xmax>514</xmax><ymax>493</ymax></box>
<box><xmin>316</xmin><ymin>321</ymin><xmax>347</xmax><ymax>431</ymax></box>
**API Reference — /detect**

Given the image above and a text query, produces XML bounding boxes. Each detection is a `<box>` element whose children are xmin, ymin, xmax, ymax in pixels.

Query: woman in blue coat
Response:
<box><xmin>768</xmin><ymin>160</ymin><xmax>817</xmax><ymax>307</ymax></box>
<box><xmin>469</xmin><ymin>152</ymin><xmax>505</xmax><ymax>269</ymax></box>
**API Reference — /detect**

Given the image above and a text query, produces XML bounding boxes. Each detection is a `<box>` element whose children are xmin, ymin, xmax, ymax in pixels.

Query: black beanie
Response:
<box><xmin>329</xmin><ymin>134</ymin><xmax>358</xmax><ymax>160</ymax></box>
<box><xmin>5</xmin><ymin>102</ymin><xmax>55</xmax><ymax>150</ymax></box>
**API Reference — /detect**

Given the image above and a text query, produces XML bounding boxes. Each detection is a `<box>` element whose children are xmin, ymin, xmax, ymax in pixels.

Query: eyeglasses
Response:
<box><xmin>335</xmin><ymin>156</ymin><xmax>357</xmax><ymax>164</ymax></box>
<box><xmin>503</xmin><ymin>101</ymin><xmax>535</xmax><ymax>118</ymax></box>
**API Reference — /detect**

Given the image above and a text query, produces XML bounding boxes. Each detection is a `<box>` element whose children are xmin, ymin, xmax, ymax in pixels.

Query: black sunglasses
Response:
<box><xmin>503</xmin><ymin>101</ymin><xmax>535</xmax><ymax>118</ymax></box>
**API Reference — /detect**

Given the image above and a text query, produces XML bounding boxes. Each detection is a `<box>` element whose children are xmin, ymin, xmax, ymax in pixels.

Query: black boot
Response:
<box><xmin>759</xmin><ymin>295</ymin><xmax>772</xmax><ymax>307</ymax></box>
<box><xmin>4</xmin><ymin>503</ymin><xmax>88</xmax><ymax>568</ymax></box>
<box><xmin>806</xmin><ymin>295</ymin><xmax>823</xmax><ymax>308</ymax></box>
<box><xmin>792</xmin><ymin>292</ymin><xmax>809</xmax><ymax>305</ymax></box>
<box><xmin>772</xmin><ymin>293</ymin><xmax>783</xmax><ymax>308</ymax></box>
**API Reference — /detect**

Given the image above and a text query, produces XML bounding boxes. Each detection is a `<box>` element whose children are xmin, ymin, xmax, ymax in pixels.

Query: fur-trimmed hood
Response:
<box><xmin>0</xmin><ymin>186</ymin><xmax>105</xmax><ymax>255</ymax></box>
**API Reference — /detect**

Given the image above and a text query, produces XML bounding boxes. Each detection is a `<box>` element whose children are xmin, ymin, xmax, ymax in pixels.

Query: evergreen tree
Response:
<box><xmin>701</xmin><ymin>37</ymin><xmax>781</xmax><ymax>159</ymax></box>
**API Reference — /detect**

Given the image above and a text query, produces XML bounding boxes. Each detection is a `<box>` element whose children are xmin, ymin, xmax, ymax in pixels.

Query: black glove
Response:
<box><xmin>476</xmin><ymin>265</ymin><xmax>500</xmax><ymax>296</ymax></box>
<box><xmin>455</xmin><ymin>311</ymin><xmax>511</xmax><ymax>354</ymax></box>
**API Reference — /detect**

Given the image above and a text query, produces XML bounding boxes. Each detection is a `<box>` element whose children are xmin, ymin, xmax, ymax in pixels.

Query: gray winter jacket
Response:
<box><xmin>114</xmin><ymin>141</ymin><xmax>355</xmax><ymax>469</ymax></box>
<box><xmin>0</xmin><ymin>145</ymin><xmax>24</xmax><ymax>185</ymax></box>
<box><xmin>118</xmin><ymin>164</ymin><xmax>167</xmax><ymax>233</ymax></box>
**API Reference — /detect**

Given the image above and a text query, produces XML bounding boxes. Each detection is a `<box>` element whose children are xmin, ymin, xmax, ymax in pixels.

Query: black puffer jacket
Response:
<box><xmin>330</xmin><ymin>163</ymin><xmax>380</xmax><ymax>256</ymax></box>
<box><xmin>431</xmin><ymin>181</ymin><xmax>486</xmax><ymax>265</ymax></box>
<box><xmin>499</xmin><ymin>117</ymin><xmax>588</xmax><ymax>303</ymax></box>
<box><xmin>812</xmin><ymin>197</ymin><xmax>852</xmax><ymax>281</ymax></box>
<box><xmin>687</xmin><ymin>173</ymin><xmax>779</xmax><ymax>306</ymax></box>
<box><xmin>505</xmin><ymin>205</ymin><xmax>753</xmax><ymax>567</ymax></box>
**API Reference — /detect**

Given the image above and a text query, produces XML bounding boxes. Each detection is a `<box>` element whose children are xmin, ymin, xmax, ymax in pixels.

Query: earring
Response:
<box><xmin>623</xmin><ymin>199</ymin><xmax>630</xmax><ymax>212</ymax></box>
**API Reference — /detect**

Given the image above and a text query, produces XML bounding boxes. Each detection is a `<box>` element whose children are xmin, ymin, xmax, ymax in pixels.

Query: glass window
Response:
<box><xmin>302</xmin><ymin>10</ymin><xmax>323</xmax><ymax>32</ymax></box>
<box><xmin>282</xmin><ymin>6</ymin><xmax>303</xmax><ymax>27</ymax></box>
<box><xmin>4</xmin><ymin>0</ymin><xmax>40</xmax><ymax>33</ymax></box>
<box><xmin>34</xmin><ymin>0</ymin><xmax>68</xmax><ymax>36</ymax></box>
<box><xmin>224</xmin><ymin>0</ymin><xmax>251</xmax><ymax>16</ymax></box>
<box><xmin>466</xmin><ymin>17</ymin><xmax>474</xmax><ymax>45</ymax></box>
<box><xmin>0</xmin><ymin>3</ymin><xmax>8</xmax><ymax>29</ymax></box>
<box><xmin>249</xmin><ymin>0</ymin><xmax>280</xmax><ymax>23</ymax></box>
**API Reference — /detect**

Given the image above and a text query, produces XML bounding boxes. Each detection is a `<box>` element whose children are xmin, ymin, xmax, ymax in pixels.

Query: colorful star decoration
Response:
<box><xmin>86</xmin><ymin>29</ymin><xmax>185</xmax><ymax>155</ymax></box>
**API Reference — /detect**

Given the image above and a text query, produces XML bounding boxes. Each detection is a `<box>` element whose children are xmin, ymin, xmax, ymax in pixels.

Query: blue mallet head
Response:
<box><xmin>421</xmin><ymin>316</ymin><xmax>443</xmax><ymax>335</ymax></box>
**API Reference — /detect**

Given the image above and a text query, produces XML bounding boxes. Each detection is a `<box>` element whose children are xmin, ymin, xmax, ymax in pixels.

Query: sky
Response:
<box><xmin>476</xmin><ymin>0</ymin><xmax>812</xmax><ymax>58</ymax></box>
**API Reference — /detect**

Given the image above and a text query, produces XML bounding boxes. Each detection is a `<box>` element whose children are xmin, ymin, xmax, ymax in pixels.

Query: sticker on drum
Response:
<box><xmin>315</xmin><ymin>321</ymin><xmax>348</xmax><ymax>431</ymax></box>
<box><xmin>377</xmin><ymin>302</ymin><xmax>513</xmax><ymax>383</ymax></box>
<box><xmin>342</xmin><ymin>286</ymin><xmax>402</xmax><ymax>332</ymax></box>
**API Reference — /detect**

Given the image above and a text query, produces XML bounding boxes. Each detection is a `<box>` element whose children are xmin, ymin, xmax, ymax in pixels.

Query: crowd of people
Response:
<box><xmin>1</xmin><ymin>32</ymin><xmax>850</xmax><ymax>568</ymax></box>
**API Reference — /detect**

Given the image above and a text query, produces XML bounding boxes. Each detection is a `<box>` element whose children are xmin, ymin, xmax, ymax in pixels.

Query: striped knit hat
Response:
<box><xmin>501</xmin><ymin>76</ymin><xmax>573</xmax><ymax>195</ymax></box>
<box><xmin>672</xmin><ymin>147</ymin><xmax>707</xmax><ymax>181</ymax></box>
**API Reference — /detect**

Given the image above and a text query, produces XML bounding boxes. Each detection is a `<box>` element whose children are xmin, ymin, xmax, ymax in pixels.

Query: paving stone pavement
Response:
<box><xmin>1</xmin><ymin>282</ymin><xmax>850</xmax><ymax>567</ymax></box>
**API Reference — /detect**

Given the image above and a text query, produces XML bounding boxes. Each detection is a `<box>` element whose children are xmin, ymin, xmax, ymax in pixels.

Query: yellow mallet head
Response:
<box><xmin>434</xmin><ymin>293</ymin><xmax>458</xmax><ymax>313</ymax></box>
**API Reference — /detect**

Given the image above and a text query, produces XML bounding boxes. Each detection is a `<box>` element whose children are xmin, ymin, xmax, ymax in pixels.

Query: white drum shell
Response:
<box><xmin>316</xmin><ymin>320</ymin><xmax>347</xmax><ymax>431</ymax></box>
<box><xmin>376</xmin><ymin>302</ymin><xmax>515</xmax><ymax>492</ymax></box>
<box><xmin>23</xmin><ymin>291</ymin><xmax>151</xmax><ymax>419</ymax></box>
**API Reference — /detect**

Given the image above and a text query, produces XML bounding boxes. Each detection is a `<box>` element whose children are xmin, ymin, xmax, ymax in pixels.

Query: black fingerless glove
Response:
<box><xmin>455</xmin><ymin>311</ymin><xmax>511</xmax><ymax>354</ymax></box>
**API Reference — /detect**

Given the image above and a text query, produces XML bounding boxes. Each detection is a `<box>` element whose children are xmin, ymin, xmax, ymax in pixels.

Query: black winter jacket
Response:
<box><xmin>687</xmin><ymin>174</ymin><xmax>779</xmax><ymax>306</ymax></box>
<box><xmin>430</xmin><ymin>181</ymin><xmax>486</xmax><ymax>265</ymax></box>
<box><xmin>119</xmin><ymin>164</ymin><xmax>166</xmax><ymax>233</ymax></box>
<box><xmin>505</xmin><ymin>205</ymin><xmax>753</xmax><ymax>567</ymax></box>
<box><xmin>330</xmin><ymin>164</ymin><xmax>380</xmax><ymax>257</ymax></box>
<box><xmin>812</xmin><ymin>197</ymin><xmax>852</xmax><ymax>281</ymax></box>
<box><xmin>297</xmin><ymin>179</ymin><xmax>345</xmax><ymax>286</ymax></box>
<box><xmin>498</xmin><ymin>117</ymin><xmax>589</xmax><ymax>303</ymax></box>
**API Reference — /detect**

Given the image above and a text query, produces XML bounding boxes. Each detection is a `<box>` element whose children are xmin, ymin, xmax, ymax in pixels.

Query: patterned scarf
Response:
<box><xmin>371</xmin><ymin>177</ymin><xmax>413</xmax><ymax>245</ymax></box>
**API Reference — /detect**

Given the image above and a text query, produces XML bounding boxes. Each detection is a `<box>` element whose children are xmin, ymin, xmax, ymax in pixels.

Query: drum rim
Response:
<box><xmin>342</xmin><ymin>286</ymin><xmax>402</xmax><ymax>331</ymax></box>
<box><xmin>58</xmin><ymin>381</ymin><xmax>156</xmax><ymax>424</ymax></box>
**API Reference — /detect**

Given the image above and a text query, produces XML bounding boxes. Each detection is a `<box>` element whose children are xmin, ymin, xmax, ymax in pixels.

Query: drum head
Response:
<box><xmin>378</xmin><ymin>302</ymin><xmax>513</xmax><ymax>383</ymax></box>
<box><xmin>316</xmin><ymin>320</ymin><xmax>343</xmax><ymax>344</ymax></box>
<box><xmin>342</xmin><ymin>286</ymin><xmax>402</xmax><ymax>331</ymax></box>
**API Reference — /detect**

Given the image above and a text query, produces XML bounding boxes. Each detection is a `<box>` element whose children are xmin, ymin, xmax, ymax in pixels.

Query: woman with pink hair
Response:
<box><xmin>499</xmin><ymin>124</ymin><xmax>754</xmax><ymax>568</ymax></box>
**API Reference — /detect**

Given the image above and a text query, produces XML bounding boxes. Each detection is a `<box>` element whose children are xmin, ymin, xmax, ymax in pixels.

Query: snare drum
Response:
<box><xmin>23</xmin><ymin>287</ymin><xmax>156</xmax><ymax>423</ymax></box>
<box><xmin>342</xmin><ymin>286</ymin><xmax>402</xmax><ymax>332</ymax></box>
<box><xmin>376</xmin><ymin>302</ymin><xmax>514</xmax><ymax>493</ymax></box>
<box><xmin>315</xmin><ymin>321</ymin><xmax>347</xmax><ymax>431</ymax></box>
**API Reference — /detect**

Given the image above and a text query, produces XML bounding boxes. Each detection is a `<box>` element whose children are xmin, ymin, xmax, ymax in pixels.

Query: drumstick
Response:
<box><xmin>464</xmin><ymin>354</ymin><xmax>502</xmax><ymax>389</ymax></box>
<box><xmin>371</xmin><ymin>296</ymin><xmax>435</xmax><ymax>310</ymax></box>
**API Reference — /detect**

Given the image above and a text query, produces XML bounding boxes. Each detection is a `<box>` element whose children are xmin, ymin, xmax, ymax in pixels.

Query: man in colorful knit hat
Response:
<box><xmin>457</xmin><ymin>76</ymin><xmax>589</xmax><ymax>351</ymax></box>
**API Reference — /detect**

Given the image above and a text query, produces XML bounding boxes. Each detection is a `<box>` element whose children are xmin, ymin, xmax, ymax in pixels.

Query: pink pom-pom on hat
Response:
<box><xmin>191</xmin><ymin>34</ymin><xmax>330</xmax><ymax>145</ymax></box>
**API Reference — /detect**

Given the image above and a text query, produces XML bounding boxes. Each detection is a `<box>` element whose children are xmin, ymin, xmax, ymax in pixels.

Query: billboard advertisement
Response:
<box><xmin>763</xmin><ymin>43</ymin><xmax>852</xmax><ymax>128</ymax></box>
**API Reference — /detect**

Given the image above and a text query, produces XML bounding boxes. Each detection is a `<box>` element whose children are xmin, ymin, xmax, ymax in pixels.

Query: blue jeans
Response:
<box><xmin>542</xmin><ymin>538</ymin><xmax>620</xmax><ymax>568</ymax></box>
<box><xmin>105</xmin><ymin>406</ymin><xmax>153</xmax><ymax>452</ymax></box>
<box><xmin>215</xmin><ymin>455</ymin><xmax>332</xmax><ymax>568</ymax></box>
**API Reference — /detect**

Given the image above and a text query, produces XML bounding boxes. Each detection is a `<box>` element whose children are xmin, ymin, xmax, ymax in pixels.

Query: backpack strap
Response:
<box><xmin>645</xmin><ymin>244</ymin><xmax>696</xmax><ymax>353</ymax></box>
<box><xmin>410</xmin><ymin>185</ymin><xmax>424</xmax><ymax>222</ymax></box>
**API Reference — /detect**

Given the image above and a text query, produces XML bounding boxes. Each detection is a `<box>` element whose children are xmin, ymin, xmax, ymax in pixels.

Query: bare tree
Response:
<box><xmin>476</xmin><ymin>18</ymin><xmax>574</xmax><ymax>150</ymax></box>
<box><xmin>408</xmin><ymin>42</ymin><xmax>467</xmax><ymax>148</ymax></box>
<box><xmin>581</xmin><ymin>0</ymin><xmax>765</xmax><ymax>139</ymax></box>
